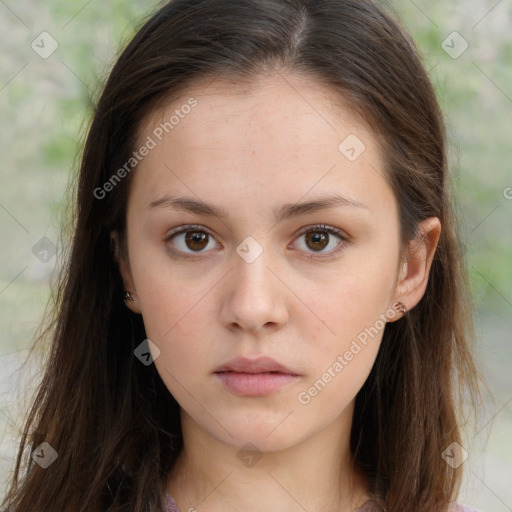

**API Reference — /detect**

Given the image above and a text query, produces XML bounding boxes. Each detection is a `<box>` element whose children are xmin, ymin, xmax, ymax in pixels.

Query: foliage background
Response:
<box><xmin>0</xmin><ymin>0</ymin><xmax>510</xmax><ymax>508</ymax></box>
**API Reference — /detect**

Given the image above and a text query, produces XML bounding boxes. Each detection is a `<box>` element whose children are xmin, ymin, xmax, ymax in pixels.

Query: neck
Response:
<box><xmin>167</xmin><ymin>401</ymin><xmax>369</xmax><ymax>512</ymax></box>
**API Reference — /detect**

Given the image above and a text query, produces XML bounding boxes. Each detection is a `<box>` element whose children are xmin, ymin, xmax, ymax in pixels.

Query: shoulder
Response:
<box><xmin>454</xmin><ymin>505</ymin><xmax>483</xmax><ymax>512</ymax></box>
<box><xmin>166</xmin><ymin>492</ymin><xmax>181</xmax><ymax>512</ymax></box>
<box><xmin>164</xmin><ymin>495</ymin><xmax>481</xmax><ymax>512</ymax></box>
<box><xmin>355</xmin><ymin>501</ymin><xmax>482</xmax><ymax>512</ymax></box>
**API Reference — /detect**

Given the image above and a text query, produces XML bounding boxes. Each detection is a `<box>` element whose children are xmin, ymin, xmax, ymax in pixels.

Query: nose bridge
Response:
<box><xmin>220</xmin><ymin>236</ymin><xmax>288</xmax><ymax>332</ymax></box>
<box><xmin>235</xmin><ymin>242</ymin><xmax>271</xmax><ymax>294</ymax></box>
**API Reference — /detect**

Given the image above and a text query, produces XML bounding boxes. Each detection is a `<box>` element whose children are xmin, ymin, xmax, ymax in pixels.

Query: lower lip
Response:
<box><xmin>215</xmin><ymin>371</ymin><xmax>299</xmax><ymax>396</ymax></box>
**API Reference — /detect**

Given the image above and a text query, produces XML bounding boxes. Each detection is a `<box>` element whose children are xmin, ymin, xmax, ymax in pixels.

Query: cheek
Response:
<box><xmin>305</xmin><ymin>263</ymin><xmax>394</xmax><ymax>344</ymax></box>
<box><xmin>132</xmin><ymin>256</ymin><xmax>218</xmax><ymax>350</ymax></box>
<box><xmin>294</xmin><ymin>279</ymin><xmax>387</xmax><ymax>413</ymax></box>
<box><xmin>297</xmin><ymin>254</ymin><xmax>396</xmax><ymax>395</ymax></box>
<box><xmin>138</xmin><ymin>281</ymin><xmax>213</xmax><ymax>352</ymax></box>
<box><xmin>142</xmin><ymin>293</ymin><xmax>212</xmax><ymax>403</ymax></box>
<box><xmin>129</xmin><ymin>239</ymin><xmax>208</xmax><ymax>333</ymax></box>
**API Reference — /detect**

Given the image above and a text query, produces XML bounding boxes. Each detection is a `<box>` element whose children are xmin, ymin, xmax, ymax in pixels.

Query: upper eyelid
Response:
<box><xmin>165</xmin><ymin>224</ymin><xmax>216</xmax><ymax>240</ymax></box>
<box><xmin>165</xmin><ymin>223</ymin><xmax>347</xmax><ymax>240</ymax></box>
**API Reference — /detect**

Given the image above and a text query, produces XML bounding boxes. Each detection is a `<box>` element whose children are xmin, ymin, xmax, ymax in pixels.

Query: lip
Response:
<box><xmin>214</xmin><ymin>356</ymin><xmax>298</xmax><ymax>375</ymax></box>
<box><xmin>214</xmin><ymin>356</ymin><xmax>300</xmax><ymax>397</ymax></box>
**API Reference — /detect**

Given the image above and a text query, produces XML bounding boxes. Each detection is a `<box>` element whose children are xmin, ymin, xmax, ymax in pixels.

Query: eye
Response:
<box><xmin>292</xmin><ymin>224</ymin><xmax>347</xmax><ymax>257</ymax></box>
<box><xmin>164</xmin><ymin>223</ymin><xmax>347</xmax><ymax>259</ymax></box>
<box><xmin>164</xmin><ymin>224</ymin><xmax>218</xmax><ymax>257</ymax></box>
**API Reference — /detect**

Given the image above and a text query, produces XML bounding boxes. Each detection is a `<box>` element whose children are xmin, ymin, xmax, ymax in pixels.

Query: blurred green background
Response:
<box><xmin>0</xmin><ymin>0</ymin><xmax>511</xmax><ymax>508</ymax></box>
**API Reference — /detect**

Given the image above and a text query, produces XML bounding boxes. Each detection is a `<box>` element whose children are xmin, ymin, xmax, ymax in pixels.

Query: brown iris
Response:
<box><xmin>185</xmin><ymin>231</ymin><xmax>209</xmax><ymax>251</ymax></box>
<box><xmin>305</xmin><ymin>230</ymin><xmax>329</xmax><ymax>251</ymax></box>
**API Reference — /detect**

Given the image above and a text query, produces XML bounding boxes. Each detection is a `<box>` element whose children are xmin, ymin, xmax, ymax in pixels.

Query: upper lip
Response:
<box><xmin>214</xmin><ymin>356</ymin><xmax>298</xmax><ymax>375</ymax></box>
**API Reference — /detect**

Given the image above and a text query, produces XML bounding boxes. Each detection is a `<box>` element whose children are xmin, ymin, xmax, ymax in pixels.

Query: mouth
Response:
<box><xmin>214</xmin><ymin>356</ymin><xmax>298</xmax><ymax>375</ymax></box>
<box><xmin>214</xmin><ymin>356</ymin><xmax>300</xmax><ymax>396</ymax></box>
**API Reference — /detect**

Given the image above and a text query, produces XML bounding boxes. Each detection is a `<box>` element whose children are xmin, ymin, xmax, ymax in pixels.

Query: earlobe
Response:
<box><xmin>122</xmin><ymin>290</ymin><xmax>142</xmax><ymax>314</ymax></box>
<box><xmin>389</xmin><ymin>217</ymin><xmax>441</xmax><ymax>319</ymax></box>
<box><xmin>122</xmin><ymin>291</ymin><xmax>141</xmax><ymax>315</ymax></box>
<box><xmin>110</xmin><ymin>230</ymin><xmax>142</xmax><ymax>315</ymax></box>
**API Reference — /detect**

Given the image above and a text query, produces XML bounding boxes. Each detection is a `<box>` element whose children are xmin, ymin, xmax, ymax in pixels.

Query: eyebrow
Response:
<box><xmin>147</xmin><ymin>193</ymin><xmax>368</xmax><ymax>222</ymax></box>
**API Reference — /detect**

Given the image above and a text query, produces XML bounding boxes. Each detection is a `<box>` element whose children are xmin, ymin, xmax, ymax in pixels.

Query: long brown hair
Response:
<box><xmin>2</xmin><ymin>1</ymin><xmax>483</xmax><ymax>510</ymax></box>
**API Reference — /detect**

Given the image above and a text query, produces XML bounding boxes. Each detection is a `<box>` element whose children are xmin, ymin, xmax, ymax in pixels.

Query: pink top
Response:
<box><xmin>165</xmin><ymin>492</ymin><xmax>481</xmax><ymax>511</ymax></box>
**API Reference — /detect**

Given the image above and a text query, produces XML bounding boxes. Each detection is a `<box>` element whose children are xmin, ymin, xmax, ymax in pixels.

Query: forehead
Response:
<box><xmin>130</xmin><ymin>72</ymin><xmax>393</xmax><ymax>219</ymax></box>
<box><xmin>138</xmin><ymin>71</ymin><xmax>371</xmax><ymax>152</ymax></box>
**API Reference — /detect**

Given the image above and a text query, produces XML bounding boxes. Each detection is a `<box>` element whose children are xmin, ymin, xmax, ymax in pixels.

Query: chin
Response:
<box><xmin>212</xmin><ymin>415</ymin><xmax>306</xmax><ymax>453</ymax></box>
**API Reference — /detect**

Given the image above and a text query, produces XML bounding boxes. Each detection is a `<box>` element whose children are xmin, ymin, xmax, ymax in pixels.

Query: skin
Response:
<box><xmin>112</xmin><ymin>70</ymin><xmax>441</xmax><ymax>512</ymax></box>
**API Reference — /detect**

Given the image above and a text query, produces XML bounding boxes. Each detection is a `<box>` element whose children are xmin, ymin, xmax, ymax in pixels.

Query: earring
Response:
<box><xmin>393</xmin><ymin>301</ymin><xmax>407</xmax><ymax>314</ymax></box>
<box><xmin>123</xmin><ymin>291</ymin><xmax>134</xmax><ymax>301</ymax></box>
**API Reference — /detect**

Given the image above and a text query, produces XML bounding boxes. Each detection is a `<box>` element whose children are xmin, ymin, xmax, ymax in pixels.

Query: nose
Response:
<box><xmin>219</xmin><ymin>246</ymin><xmax>289</xmax><ymax>334</ymax></box>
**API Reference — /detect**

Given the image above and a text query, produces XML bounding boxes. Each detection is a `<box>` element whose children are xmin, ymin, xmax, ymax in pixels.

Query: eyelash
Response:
<box><xmin>164</xmin><ymin>223</ymin><xmax>348</xmax><ymax>260</ymax></box>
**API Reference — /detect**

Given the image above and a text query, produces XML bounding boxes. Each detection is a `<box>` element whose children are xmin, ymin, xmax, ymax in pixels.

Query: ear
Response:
<box><xmin>110</xmin><ymin>230</ymin><xmax>142</xmax><ymax>314</ymax></box>
<box><xmin>388</xmin><ymin>217</ymin><xmax>441</xmax><ymax>321</ymax></box>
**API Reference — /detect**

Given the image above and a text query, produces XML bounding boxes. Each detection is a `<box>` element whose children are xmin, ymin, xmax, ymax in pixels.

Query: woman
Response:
<box><xmin>2</xmin><ymin>0</ymin><xmax>484</xmax><ymax>510</ymax></box>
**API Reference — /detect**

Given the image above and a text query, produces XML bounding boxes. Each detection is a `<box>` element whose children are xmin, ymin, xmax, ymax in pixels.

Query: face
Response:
<box><xmin>114</xmin><ymin>71</ymin><xmax>410</xmax><ymax>453</ymax></box>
